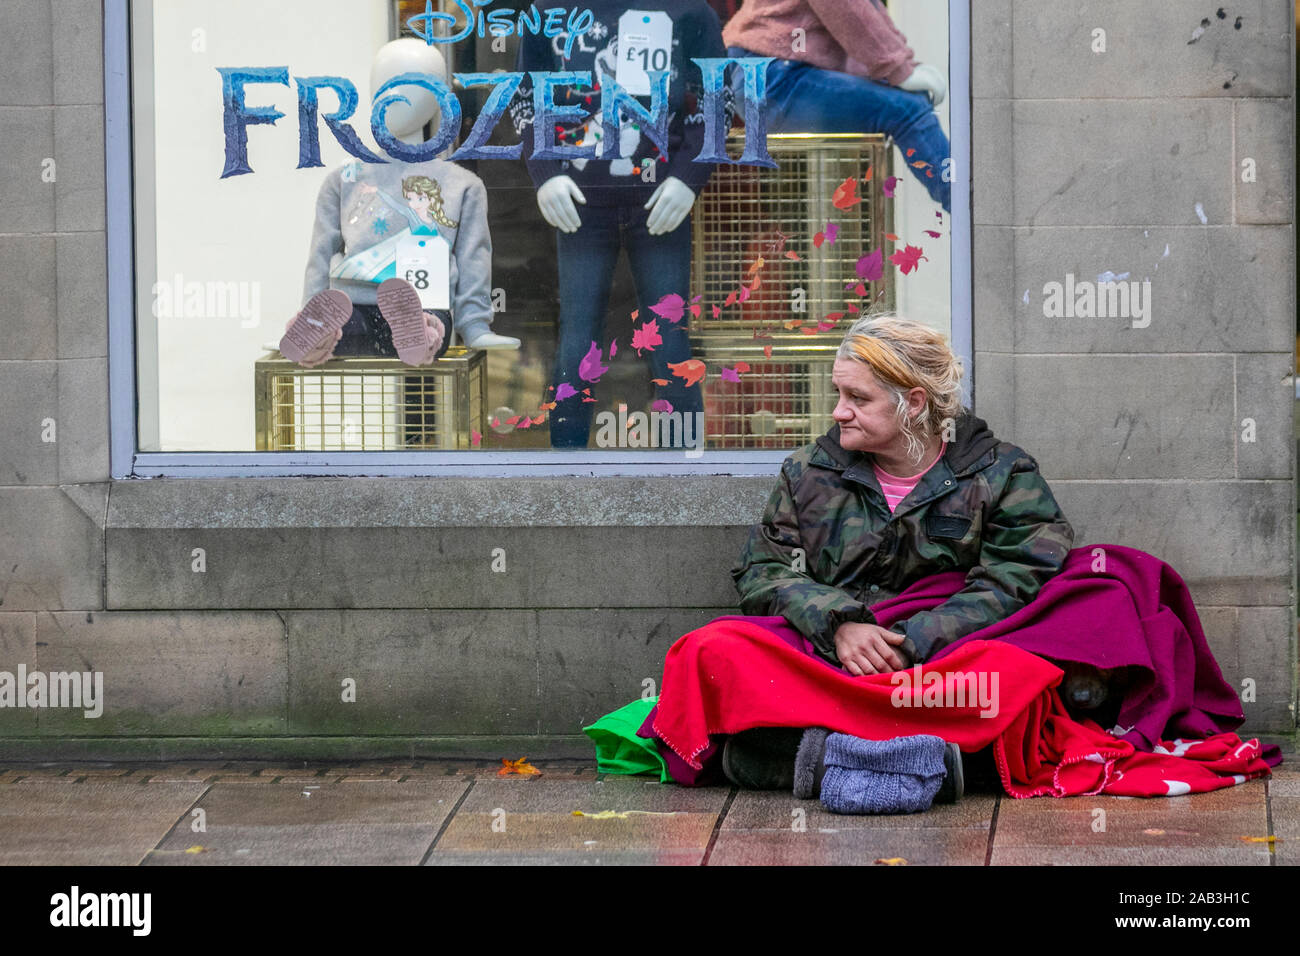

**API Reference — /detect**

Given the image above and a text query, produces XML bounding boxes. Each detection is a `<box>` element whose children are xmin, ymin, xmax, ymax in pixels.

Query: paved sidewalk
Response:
<box><xmin>0</xmin><ymin>751</ymin><xmax>1294</xmax><ymax>866</ymax></box>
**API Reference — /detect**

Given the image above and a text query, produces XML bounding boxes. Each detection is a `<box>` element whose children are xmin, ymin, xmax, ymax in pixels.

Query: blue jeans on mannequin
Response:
<box><xmin>727</xmin><ymin>46</ymin><xmax>951</xmax><ymax>213</ymax></box>
<box><xmin>549</xmin><ymin>202</ymin><xmax>703</xmax><ymax>449</ymax></box>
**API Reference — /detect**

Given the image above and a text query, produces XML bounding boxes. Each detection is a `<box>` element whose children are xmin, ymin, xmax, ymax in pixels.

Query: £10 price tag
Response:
<box><xmin>616</xmin><ymin>10</ymin><xmax>673</xmax><ymax>97</ymax></box>
<box><xmin>395</xmin><ymin>233</ymin><xmax>450</xmax><ymax>310</ymax></box>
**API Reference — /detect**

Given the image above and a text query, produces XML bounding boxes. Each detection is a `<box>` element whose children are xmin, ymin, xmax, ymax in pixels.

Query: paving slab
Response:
<box><xmin>146</xmin><ymin>779</ymin><xmax>468</xmax><ymax>866</ymax></box>
<box><xmin>990</xmin><ymin>845</ymin><xmax>1272</xmax><ymax>866</ymax></box>
<box><xmin>428</xmin><ymin>776</ymin><xmax>727</xmax><ymax>865</ymax></box>
<box><xmin>0</xmin><ymin>781</ymin><xmax>206</xmax><ymax>865</ymax></box>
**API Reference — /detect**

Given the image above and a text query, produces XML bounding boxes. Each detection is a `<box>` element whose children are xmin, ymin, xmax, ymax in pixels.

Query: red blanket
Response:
<box><xmin>646</xmin><ymin>618</ymin><xmax>1272</xmax><ymax>797</ymax></box>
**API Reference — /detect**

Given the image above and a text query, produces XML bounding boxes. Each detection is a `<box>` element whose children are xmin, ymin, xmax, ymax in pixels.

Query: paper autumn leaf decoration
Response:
<box><xmin>738</xmin><ymin>284</ymin><xmax>752</xmax><ymax>303</ymax></box>
<box><xmin>712</xmin><ymin>304</ymin><xmax>721</xmax><ymax>319</ymax></box>
<box><xmin>471</xmin><ymin>429</ymin><xmax>482</xmax><ymax>447</ymax></box>
<box><xmin>817</xmin><ymin>313</ymin><xmax>844</xmax><ymax>332</ymax></box>
<box><xmin>785</xmin><ymin>251</ymin><xmax>800</xmax><ymax>261</ymax></box>
<box><xmin>608</xmin><ymin>338</ymin><xmax>618</xmax><ymax>358</ymax></box>
<box><xmin>924</xmin><ymin>229</ymin><xmax>942</xmax><ymax>238</ymax></box>
<box><xmin>498</xmin><ymin>757</ymin><xmax>541</xmax><ymax>776</ymax></box>
<box><xmin>531</xmin><ymin>413</ymin><xmax>546</xmax><ymax>425</ymax></box>
<box><xmin>862</xmin><ymin>166</ymin><xmax>873</xmax><ymax>181</ymax></box>
<box><xmin>540</xmin><ymin>401</ymin><xmax>557</xmax><ymax>411</ymax></box>
<box><xmin>882</xmin><ymin>175</ymin><xmax>898</xmax><ymax>198</ymax></box>
<box><xmin>650</xmin><ymin>293</ymin><xmax>685</xmax><ymax>323</ymax></box>
<box><xmin>832</xmin><ymin>176</ymin><xmax>862</xmax><ymax>209</ymax></box>
<box><xmin>724</xmin><ymin>290</ymin><xmax>738</xmax><ymax>307</ymax></box>
<box><xmin>667</xmin><ymin>359</ymin><xmax>707</xmax><ymax>387</ymax></box>
<box><xmin>813</xmin><ymin>232</ymin><xmax>826</xmax><ymax>248</ymax></box>
<box><xmin>910</xmin><ymin>160</ymin><xmax>929</xmax><ymax>168</ymax></box>
<box><xmin>720</xmin><ymin>367</ymin><xmax>740</xmax><ymax>383</ymax></box>
<box><xmin>578</xmin><ymin>341</ymin><xmax>608</xmax><ymax>382</ymax></box>
<box><xmin>857</xmin><ymin>248</ymin><xmax>884</xmax><ymax>282</ymax></box>
<box><xmin>650</xmin><ymin>378</ymin><xmax>669</xmax><ymax>386</ymax></box>
<box><xmin>905</xmin><ymin>148</ymin><xmax>915</xmax><ymax>157</ymax></box>
<box><xmin>689</xmin><ymin>302</ymin><xmax>701</xmax><ymax>319</ymax></box>
<box><xmin>652</xmin><ymin>399</ymin><xmax>673</xmax><ymax>414</ymax></box>
<box><xmin>748</xmin><ymin>257</ymin><xmax>765</xmax><ymax>275</ymax></box>
<box><xmin>884</xmin><ymin>233</ymin><xmax>900</xmax><ymax>241</ymax></box>
<box><xmin>783</xmin><ymin>319</ymin><xmax>804</xmax><ymax>330</ymax></box>
<box><xmin>890</xmin><ymin>244</ymin><xmax>929</xmax><ymax>275</ymax></box>
<box><xmin>763</xmin><ymin>344</ymin><xmax>773</xmax><ymax>358</ymax></box>
<box><xmin>631</xmin><ymin>318</ymin><xmax>662</xmax><ymax>355</ymax></box>
<box><xmin>734</xmin><ymin>361</ymin><xmax>750</xmax><ymax>374</ymax></box>
<box><xmin>554</xmin><ymin>382</ymin><xmax>578</xmax><ymax>402</ymax></box>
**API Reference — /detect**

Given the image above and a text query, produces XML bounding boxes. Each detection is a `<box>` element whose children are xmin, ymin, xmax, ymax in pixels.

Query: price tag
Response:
<box><xmin>395</xmin><ymin>233</ymin><xmax>450</xmax><ymax>310</ymax></box>
<box><xmin>616</xmin><ymin>10</ymin><xmax>673</xmax><ymax>97</ymax></box>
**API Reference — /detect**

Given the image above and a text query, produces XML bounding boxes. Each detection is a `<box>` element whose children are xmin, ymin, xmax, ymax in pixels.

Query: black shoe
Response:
<box><xmin>721</xmin><ymin>727</ymin><xmax>804</xmax><ymax>790</ymax></box>
<box><xmin>935</xmin><ymin>741</ymin><xmax>964</xmax><ymax>804</ymax></box>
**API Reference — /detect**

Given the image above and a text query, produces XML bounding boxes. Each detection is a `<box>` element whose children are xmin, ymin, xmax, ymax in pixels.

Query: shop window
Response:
<box><xmin>111</xmin><ymin>0</ymin><xmax>968</xmax><ymax>474</ymax></box>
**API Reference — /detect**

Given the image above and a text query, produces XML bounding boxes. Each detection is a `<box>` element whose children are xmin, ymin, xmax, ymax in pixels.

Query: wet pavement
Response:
<box><xmin>0</xmin><ymin>751</ymin><xmax>1294</xmax><ymax>866</ymax></box>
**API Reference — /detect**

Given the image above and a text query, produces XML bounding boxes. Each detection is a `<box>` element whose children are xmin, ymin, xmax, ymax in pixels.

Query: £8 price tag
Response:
<box><xmin>616</xmin><ymin>10</ymin><xmax>673</xmax><ymax>97</ymax></box>
<box><xmin>395</xmin><ymin>234</ymin><xmax>450</xmax><ymax>310</ymax></box>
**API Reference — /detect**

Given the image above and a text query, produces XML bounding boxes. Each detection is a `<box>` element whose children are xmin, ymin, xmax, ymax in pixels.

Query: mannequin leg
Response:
<box><xmin>623</xmin><ymin>204</ymin><xmax>703</xmax><ymax>450</ymax></box>
<box><xmin>728</xmin><ymin>48</ymin><xmax>951</xmax><ymax>213</ymax></box>
<box><xmin>550</xmin><ymin>205</ymin><xmax>621</xmax><ymax>449</ymax></box>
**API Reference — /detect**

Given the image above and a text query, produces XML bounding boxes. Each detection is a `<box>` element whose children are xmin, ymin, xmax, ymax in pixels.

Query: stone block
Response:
<box><xmin>537</xmin><ymin>607</ymin><xmax>731</xmax><ymax>733</ymax></box>
<box><xmin>1011</xmin><ymin>100</ymin><xmax>1231</xmax><ymax>226</ymax></box>
<box><xmin>972</xmin><ymin>350</ymin><xmax>1015</xmax><ymax>440</ymax></box>
<box><xmin>1235</xmin><ymin>99</ymin><xmax>1294</xmax><ymax>225</ymax></box>
<box><xmin>1008</xmin><ymin>354</ymin><xmax>1234</xmax><ymax>479</ymax></box>
<box><xmin>1235</xmin><ymin>605</ymin><xmax>1296</xmax><ymax>734</ymax></box>
<box><xmin>973</xmin><ymin>99</ymin><xmax>1012</xmax><ymax>226</ymax></box>
<box><xmin>285</xmin><ymin>609</ymin><xmax>539</xmax><ymax>735</ymax></box>
<box><xmin>972</xmin><ymin>226</ymin><xmax>1014</xmax><ymax>351</ymax></box>
<box><xmin>53</xmin><ymin>104</ymin><xmax>104</xmax><ymax>232</ymax></box>
<box><xmin>1012</xmin><ymin>0</ymin><xmax>1293</xmax><ymax>98</ymax></box>
<box><xmin>57</xmin><ymin>357</ymin><xmax>109</xmax><ymax>483</ymax></box>
<box><xmin>1012</xmin><ymin>225</ymin><xmax>1294</xmax><ymax>353</ymax></box>
<box><xmin>107</xmin><ymin>524</ymin><xmax>748</xmax><ymax>609</ymax></box>
<box><xmin>0</xmin><ymin>361</ymin><xmax>58</xmax><ymax>484</ymax></box>
<box><xmin>52</xmin><ymin>0</ymin><xmax>103</xmax><ymax>105</ymax></box>
<box><xmin>34</xmin><ymin>610</ymin><xmax>287</xmax><ymax>736</ymax></box>
<box><xmin>0</xmin><ymin>0</ymin><xmax>52</xmax><ymax>106</ymax></box>
<box><xmin>972</xmin><ymin>0</ymin><xmax>1011</xmax><ymax>99</ymax></box>
<box><xmin>1050</xmin><ymin>479</ymin><xmax>1293</xmax><ymax>606</ymax></box>
<box><xmin>1235</xmin><ymin>352</ymin><xmax>1294</xmax><ymax>480</ymax></box>
<box><xmin>0</xmin><ymin>107</ymin><xmax>55</xmax><ymax>233</ymax></box>
<box><xmin>0</xmin><ymin>613</ymin><xmax>38</xmax><ymax>734</ymax></box>
<box><xmin>0</xmin><ymin>236</ymin><xmax>56</xmax><ymax>360</ymax></box>
<box><xmin>56</xmin><ymin>231</ymin><xmax>107</xmax><ymax>359</ymax></box>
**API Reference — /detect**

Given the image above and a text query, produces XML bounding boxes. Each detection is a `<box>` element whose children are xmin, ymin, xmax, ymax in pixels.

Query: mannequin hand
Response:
<box><xmin>899</xmin><ymin>64</ymin><xmax>946</xmax><ymax>106</ymax></box>
<box><xmin>537</xmin><ymin>176</ymin><xmax>586</xmax><ymax>233</ymax></box>
<box><xmin>643</xmin><ymin>176</ymin><xmax>696</xmax><ymax>235</ymax></box>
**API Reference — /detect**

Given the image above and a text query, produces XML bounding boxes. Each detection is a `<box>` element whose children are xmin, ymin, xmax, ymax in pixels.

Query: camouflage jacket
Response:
<box><xmin>731</xmin><ymin>411</ymin><xmax>1074</xmax><ymax>665</ymax></box>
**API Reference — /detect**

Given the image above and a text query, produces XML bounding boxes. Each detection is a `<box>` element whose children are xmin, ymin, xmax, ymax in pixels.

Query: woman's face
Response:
<box><xmin>830</xmin><ymin>357</ymin><xmax>919</xmax><ymax>454</ymax></box>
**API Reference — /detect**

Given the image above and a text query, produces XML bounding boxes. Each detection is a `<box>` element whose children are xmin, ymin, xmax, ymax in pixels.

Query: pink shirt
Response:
<box><xmin>722</xmin><ymin>0</ymin><xmax>919</xmax><ymax>87</ymax></box>
<box><xmin>872</xmin><ymin>442</ymin><xmax>947</xmax><ymax>513</ymax></box>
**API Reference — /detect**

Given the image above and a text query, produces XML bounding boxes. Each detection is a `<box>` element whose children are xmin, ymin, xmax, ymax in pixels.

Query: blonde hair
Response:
<box><xmin>836</xmin><ymin>313</ymin><xmax>966</xmax><ymax>465</ymax></box>
<box><xmin>402</xmin><ymin>175</ymin><xmax>458</xmax><ymax>229</ymax></box>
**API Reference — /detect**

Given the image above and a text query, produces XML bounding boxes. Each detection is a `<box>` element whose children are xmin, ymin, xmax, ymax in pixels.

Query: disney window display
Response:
<box><xmin>282</xmin><ymin>37</ymin><xmax>522</xmax><ymax>368</ymax></box>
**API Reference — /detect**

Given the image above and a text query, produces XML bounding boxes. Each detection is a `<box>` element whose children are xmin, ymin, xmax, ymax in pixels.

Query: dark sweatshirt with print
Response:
<box><xmin>509</xmin><ymin>0</ymin><xmax>729</xmax><ymax>206</ymax></box>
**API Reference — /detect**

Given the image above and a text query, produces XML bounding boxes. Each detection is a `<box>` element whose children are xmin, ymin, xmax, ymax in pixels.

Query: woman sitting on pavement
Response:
<box><xmin>723</xmin><ymin>313</ymin><xmax>1074</xmax><ymax>797</ymax></box>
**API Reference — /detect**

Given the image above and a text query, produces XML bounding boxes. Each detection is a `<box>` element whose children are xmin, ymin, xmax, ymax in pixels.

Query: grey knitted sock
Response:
<box><xmin>818</xmin><ymin>734</ymin><xmax>948</xmax><ymax>815</ymax></box>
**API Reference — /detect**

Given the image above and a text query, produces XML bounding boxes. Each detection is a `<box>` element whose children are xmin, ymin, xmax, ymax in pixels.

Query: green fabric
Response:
<box><xmin>582</xmin><ymin>696</ymin><xmax>671</xmax><ymax>782</ymax></box>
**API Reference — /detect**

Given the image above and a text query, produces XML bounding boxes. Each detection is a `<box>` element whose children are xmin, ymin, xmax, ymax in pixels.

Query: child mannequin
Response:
<box><xmin>281</xmin><ymin>38</ymin><xmax>520</xmax><ymax>367</ymax></box>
